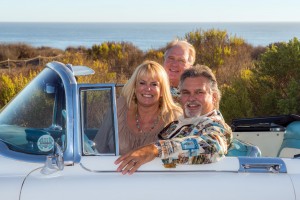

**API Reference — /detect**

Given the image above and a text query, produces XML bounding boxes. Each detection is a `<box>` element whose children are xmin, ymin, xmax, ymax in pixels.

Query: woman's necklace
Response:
<box><xmin>135</xmin><ymin>111</ymin><xmax>160</xmax><ymax>134</ymax></box>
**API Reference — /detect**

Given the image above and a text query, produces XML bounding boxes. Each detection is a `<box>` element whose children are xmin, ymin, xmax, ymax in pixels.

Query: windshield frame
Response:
<box><xmin>0</xmin><ymin>62</ymin><xmax>76</xmax><ymax>163</ymax></box>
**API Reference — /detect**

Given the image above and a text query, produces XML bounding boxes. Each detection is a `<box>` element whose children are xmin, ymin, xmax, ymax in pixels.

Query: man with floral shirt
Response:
<box><xmin>115</xmin><ymin>65</ymin><xmax>232</xmax><ymax>175</ymax></box>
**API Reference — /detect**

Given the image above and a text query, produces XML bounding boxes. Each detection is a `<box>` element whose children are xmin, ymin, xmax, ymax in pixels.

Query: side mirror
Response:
<box><xmin>41</xmin><ymin>143</ymin><xmax>64</xmax><ymax>175</ymax></box>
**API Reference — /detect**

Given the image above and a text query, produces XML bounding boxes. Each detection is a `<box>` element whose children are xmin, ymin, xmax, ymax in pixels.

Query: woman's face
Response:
<box><xmin>135</xmin><ymin>75</ymin><xmax>161</xmax><ymax>107</ymax></box>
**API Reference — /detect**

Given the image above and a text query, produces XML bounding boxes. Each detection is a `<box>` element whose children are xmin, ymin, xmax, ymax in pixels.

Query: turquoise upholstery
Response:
<box><xmin>83</xmin><ymin>129</ymin><xmax>99</xmax><ymax>155</ymax></box>
<box><xmin>226</xmin><ymin>138</ymin><xmax>261</xmax><ymax>157</ymax></box>
<box><xmin>83</xmin><ymin>134</ymin><xmax>96</xmax><ymax>155</ymax></box>
<box><xmin>277</xmin><ymin>121</ymin><xmax>300</xmax><ymax>157</ymax></box>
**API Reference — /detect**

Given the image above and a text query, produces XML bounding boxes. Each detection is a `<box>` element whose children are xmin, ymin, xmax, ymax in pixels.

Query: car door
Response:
<box><xmin>19</xmin><ymin>156</ymin><xmax>296</xmax><ymax>200</ymax></box>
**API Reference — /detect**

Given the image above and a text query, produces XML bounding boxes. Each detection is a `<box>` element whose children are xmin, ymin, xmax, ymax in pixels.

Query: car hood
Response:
<box><xmin>0</xmin><ymin>155</ymin><xmax>44</xmax><ymax>200</ymax></box>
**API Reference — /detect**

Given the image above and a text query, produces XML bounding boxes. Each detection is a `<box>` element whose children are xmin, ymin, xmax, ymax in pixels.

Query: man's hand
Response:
<box><xmin>114</xmin><ymin>144</ymin><xmax>158</xmax><ymax>175</ymax></box>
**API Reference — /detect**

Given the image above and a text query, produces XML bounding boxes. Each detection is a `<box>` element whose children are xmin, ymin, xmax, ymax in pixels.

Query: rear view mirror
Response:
<box><xmin>45</xmin><ymin>83</ymin><xmax>56</xmax><ymax>94</ymax></box>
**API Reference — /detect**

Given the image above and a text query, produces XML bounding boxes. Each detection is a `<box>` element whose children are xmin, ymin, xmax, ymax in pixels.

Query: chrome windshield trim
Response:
<box><xmin>46</xmin><ymin>61</ymin><xmax>77</xmax><ymax>164</ymax></box>
<box><xmin>238</xmin><ymin>157</ymin><xmax>287</xmax><ymax>173</ymax></box>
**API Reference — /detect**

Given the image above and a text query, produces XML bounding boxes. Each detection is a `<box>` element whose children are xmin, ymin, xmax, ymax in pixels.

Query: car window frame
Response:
<box><xmin>77</xmin><ymin>84</ymin><xmax>119</xmax><ymax>157</ymax></box>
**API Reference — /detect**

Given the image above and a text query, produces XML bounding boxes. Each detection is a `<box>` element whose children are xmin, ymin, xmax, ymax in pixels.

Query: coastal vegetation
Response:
<box><xmin>0</xmin><ymin>29</ymin><xmax>299</xmax><ymax>124</ymax></box>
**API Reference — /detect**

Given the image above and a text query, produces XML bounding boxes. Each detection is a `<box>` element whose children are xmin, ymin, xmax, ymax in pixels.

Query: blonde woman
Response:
<box><xmin>95</xmin><ymin>60</ymin><xmax>182</xmax><ymax>154</ymax></box>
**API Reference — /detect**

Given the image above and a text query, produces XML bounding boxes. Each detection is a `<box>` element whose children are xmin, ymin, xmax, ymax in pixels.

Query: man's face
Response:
<box><xmin>163</xmin><ymin>46</ymin><xmax>191</xmax><ymax>87</ymax></box>
<box><xmin>180</xmin><ymin>77</ymin><xmax>216</xmax><ymax>118</ymax></box>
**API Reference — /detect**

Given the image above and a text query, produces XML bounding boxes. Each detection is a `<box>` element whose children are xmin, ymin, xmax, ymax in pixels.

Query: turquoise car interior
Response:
<box><xmin>277</xmin><ymin>121</ymin><xmax>300</xmax><ymax>157</ymax></box>
<box><xmin>226</xmin><ymin>138</ymin><xmax>262</xmax><ymax>157</ymax></box>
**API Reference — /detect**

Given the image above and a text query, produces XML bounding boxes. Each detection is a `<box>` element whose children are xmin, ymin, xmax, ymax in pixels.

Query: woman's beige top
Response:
<box><xmin>117</xmin><ymin>96</ymin><xmax>166</xmax><ymax>154</ymax></box>
<box><xmin>94</xmin><ymin>96</ymin><xmax>166</xmax><ymax>155</ymax></box>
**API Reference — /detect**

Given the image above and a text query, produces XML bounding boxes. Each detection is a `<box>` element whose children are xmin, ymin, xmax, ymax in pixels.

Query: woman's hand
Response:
<box><xmin>114</xmin><ymin>144</ymin><xmax>158</xmax><ymax>175</ymax></box>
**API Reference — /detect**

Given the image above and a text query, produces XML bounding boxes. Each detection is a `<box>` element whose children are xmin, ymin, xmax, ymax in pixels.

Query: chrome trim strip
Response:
<box><xmin>111</xmin><ymin>85</ymin><xmax>119</xmax><ymax>156</ymax></box>
<box><xmin>80</xmin><ymin>163</ymin><xmax>237</xmax><ymax>173</ymax></box>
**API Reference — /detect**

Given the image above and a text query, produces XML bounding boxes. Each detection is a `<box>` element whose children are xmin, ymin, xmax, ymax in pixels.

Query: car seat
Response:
<box><xmin>277</xmin><ymin>121</ymin><xmax>300</xmax><ymax>158</ymax></box>
<box><xmin>226</xmin><ymin>138</ymin><xmax>262</xmax><ymax>157</ymax></box>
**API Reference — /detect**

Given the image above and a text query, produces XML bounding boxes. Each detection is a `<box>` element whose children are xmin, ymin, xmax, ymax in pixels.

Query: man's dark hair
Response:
<box><xmin>179</xmin><ymin>64</ymin><xmax>221</xmax><ymax>109</ymax></box>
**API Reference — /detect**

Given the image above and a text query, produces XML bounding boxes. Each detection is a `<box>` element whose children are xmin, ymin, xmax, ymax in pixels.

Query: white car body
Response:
<box><xmin>0</xmin><ymin>61</ymin><xmax>300</xmax><ymax>200</ymax></box>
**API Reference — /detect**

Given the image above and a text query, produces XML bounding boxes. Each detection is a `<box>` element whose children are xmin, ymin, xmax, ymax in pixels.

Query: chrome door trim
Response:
<box><xmin>238</xmin><ymin>157</ymin><xmax>287</xmax><ymax>173</ymax></box>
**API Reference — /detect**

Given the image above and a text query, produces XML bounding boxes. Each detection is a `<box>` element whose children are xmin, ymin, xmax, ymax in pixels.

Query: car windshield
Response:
<box><xmin>0</xmin><ymin>68</ymin><xmax>66</xmax><ymax>155</ymax></box>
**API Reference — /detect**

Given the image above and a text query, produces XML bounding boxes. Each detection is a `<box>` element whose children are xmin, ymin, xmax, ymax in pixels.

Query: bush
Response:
<box><xmin>220</xmin><ymin>70</ymin><xmax>254</xmax><ymax>123</ymax></box>
<box><xmin>251</xmin><ymin>38</ymin><xmax>300</xmax><ymax>115</ymax></box>
<box><xmin>2</xmin><ymin>34</ymin><xmax>299</xmax><ymax>119</ymax></box>
<box><xmin>185</xmin><ymin>29</ymin><xmax>255</xmax><ymax>85</ymax></box>
<box><xmin>0</xmin><ymin>69</ymin><xmax>39</xmax><ymax>108</ymax></box>
<box><xmin>87</xmin><ymin>41</ymin><xmax>144</xmax><ymax>78</ymax></box>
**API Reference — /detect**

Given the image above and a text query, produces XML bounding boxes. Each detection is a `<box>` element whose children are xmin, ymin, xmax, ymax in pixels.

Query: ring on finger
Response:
<box><xmin>131</xmin><ymin>159</ymin><xmax>138</xmax><ymax>164</ymax></box>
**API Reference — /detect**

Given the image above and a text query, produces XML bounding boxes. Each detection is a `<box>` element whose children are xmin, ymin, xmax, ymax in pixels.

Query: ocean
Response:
<box><xmin>0</xmin><ymin>22</ymin><xmax>300</xmax><ymax>51</ymax></box>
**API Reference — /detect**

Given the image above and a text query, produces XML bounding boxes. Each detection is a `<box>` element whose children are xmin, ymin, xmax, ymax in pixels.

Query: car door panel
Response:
<box><xmin>0</xmin><ymin>155</ymin><xmax>42</xmax><ymax>200</ymax></box>
<box><xmin>20</xmin><ymin>156</ymin><xmax>295</xmax><ymax>200</ymax></box>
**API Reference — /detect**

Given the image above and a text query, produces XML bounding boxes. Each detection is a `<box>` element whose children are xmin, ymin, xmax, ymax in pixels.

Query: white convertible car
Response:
<box><xmin>1</xmin><ymin>61</ymin><xmax>300</xmax><ymax>200</ymax></box>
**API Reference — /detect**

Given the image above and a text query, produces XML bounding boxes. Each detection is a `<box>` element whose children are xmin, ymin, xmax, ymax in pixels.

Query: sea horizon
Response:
<box><xmin>1</xmin><ymin>21</ymin><xmax>300</xmax><ymax>23</ymax></box>
<box><xmin>1</xmin><ymin>22</ymin><xmax>300</xmax><ymax>51</ymax></box>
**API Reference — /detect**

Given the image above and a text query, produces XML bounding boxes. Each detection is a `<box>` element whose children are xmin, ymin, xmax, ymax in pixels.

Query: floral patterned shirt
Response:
<box><xmin>170</xmin><ymin>86</ymin><xmax>180</xmax><ymax>104</ymax></box>
<box><xmin>155</xmin><ymin>110</ymin><xmax>232</xmax><ymax>166</ymax></box>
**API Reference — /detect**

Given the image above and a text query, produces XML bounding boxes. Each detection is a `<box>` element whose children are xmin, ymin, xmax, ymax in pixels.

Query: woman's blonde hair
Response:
<box><xmin>122</xmin><ymin>60</ymin><xmax>182</xmax><ymax>123</ymax></box>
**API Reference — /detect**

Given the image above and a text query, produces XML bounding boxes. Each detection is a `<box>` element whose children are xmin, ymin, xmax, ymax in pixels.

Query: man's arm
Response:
<box><xmin>156</xmin><ymin>111</ymin><xmax>232</xmax><ymax>165</ymax></box>
<box><xmin>156</xmin><ymin>125</ymin><xmax>229</xmax><ymax>165</ymax></box>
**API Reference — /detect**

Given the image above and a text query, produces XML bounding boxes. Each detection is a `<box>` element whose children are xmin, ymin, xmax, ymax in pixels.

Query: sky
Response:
<box><xmin>1</xmin><ymin>0</ymin><xmax>300</xmax><ymax>22</ymax></box>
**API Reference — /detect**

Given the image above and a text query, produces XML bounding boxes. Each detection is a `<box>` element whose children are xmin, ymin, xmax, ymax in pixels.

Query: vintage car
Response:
<box><xmin>0</xmin><ymin>61</ymin><xmax>300</xmax><ymax>200</ymax></box>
